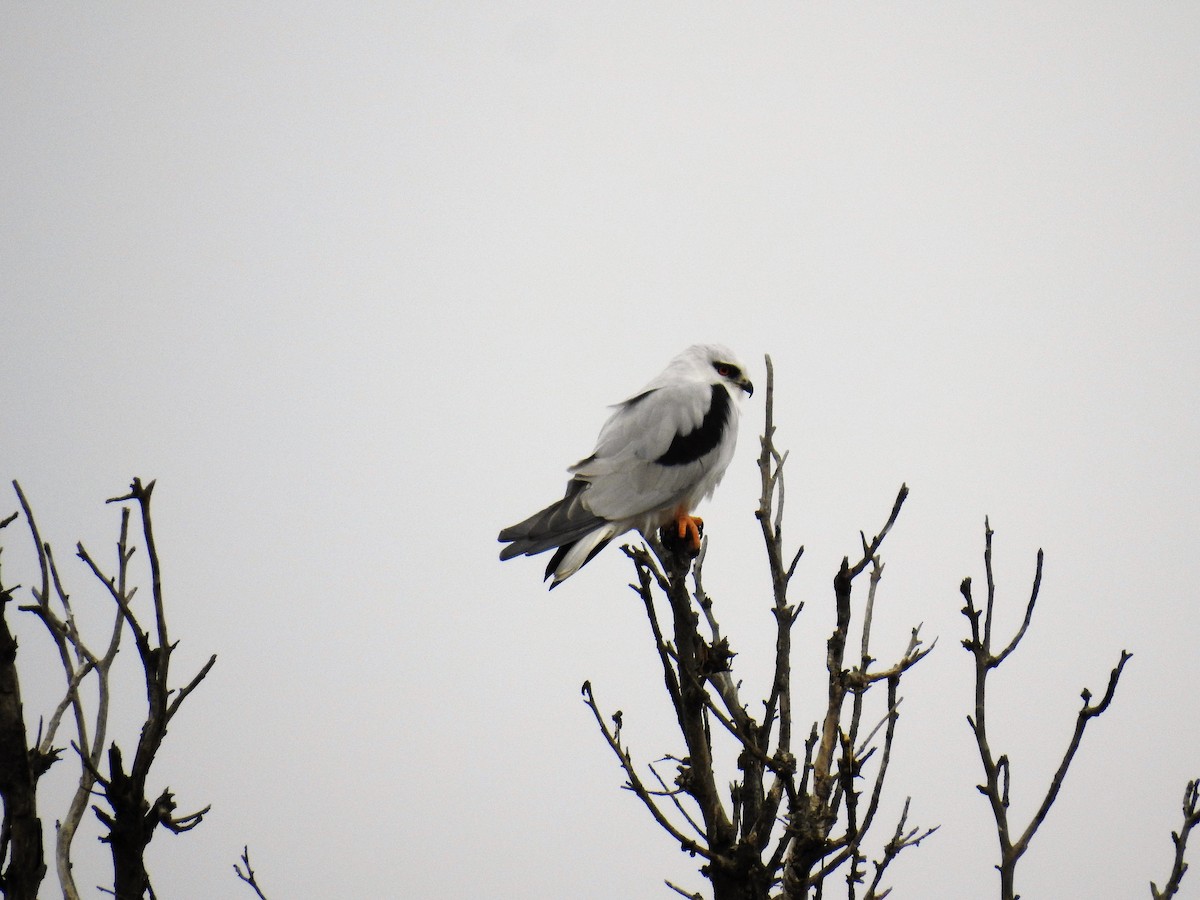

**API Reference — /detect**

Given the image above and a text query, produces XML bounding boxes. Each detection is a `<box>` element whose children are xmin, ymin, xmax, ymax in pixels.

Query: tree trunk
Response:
<box><xmin>0</xmin><ymin>593</ymin><xmax>47</xmax><ymax>900</ymax></box>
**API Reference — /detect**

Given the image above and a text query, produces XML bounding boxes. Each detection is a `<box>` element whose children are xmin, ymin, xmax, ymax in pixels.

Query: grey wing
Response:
<box><xmin>498</xmin><ymin>478</ymin><xmax>605</xmax><ymax>560</ymax></box>
<box><xmin>570</xmin><ymin>382</ymin><xmax>722</xmax><ymax>521</ymax></box>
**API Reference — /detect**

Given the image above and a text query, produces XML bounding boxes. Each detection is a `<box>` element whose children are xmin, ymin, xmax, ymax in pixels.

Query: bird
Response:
<box><xmin>498</xmin><ymin>344</ymin><xmax>754</xmax><ymax>588</ymax></box>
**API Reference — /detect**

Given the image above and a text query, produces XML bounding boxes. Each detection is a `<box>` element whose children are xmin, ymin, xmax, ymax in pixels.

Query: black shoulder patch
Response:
<box><xmin>655</xmin><ymin>384</ymin><xmax>731</xmax><ymax>467</ymax></box>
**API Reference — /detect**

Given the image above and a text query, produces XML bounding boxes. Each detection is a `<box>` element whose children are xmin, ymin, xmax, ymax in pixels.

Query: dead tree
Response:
<box><xmin>959</xmin><ymin>522</ymin><xmax>1132</xmax><ymax>900</ymax></box>
<box><xmin>0</xmin><ymin>512</ymin><xmax>49</xmax><ymax>900</ymax></box>
<box><xmin>961</xmin><ymin>520</ymin><xmax>1200</xmax><ymax>899</ymax></box>
<box><xmin>0</xmin><ymin>478</ymin><xmax>215</xmax><ymax>900</ymax></box>
<box><xmin>583</xmin><ymin>356</ymin><xmax>936</xmax><ymax>899</ymax></box>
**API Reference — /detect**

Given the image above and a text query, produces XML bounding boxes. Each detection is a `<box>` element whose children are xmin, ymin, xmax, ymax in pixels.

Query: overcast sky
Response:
<box><xmin>3</xmin><ymin>4</ymin><xmax>1199</xmax><ymax>898</ymax></box>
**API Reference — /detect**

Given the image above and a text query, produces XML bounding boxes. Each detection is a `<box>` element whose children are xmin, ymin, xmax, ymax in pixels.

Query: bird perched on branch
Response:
<box><xmin>498</xmin><ymin>344</ymin><xmax>754</xmax><ymax>588</ymax></box>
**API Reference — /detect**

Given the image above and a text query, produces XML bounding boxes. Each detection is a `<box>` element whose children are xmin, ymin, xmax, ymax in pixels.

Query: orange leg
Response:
<box><xmin>675</xmin><ymin>513</ymin><xmax>704</xmax><ymax>552</ymax></box>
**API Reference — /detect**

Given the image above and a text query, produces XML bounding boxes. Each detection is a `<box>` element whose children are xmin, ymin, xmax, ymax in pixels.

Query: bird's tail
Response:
<box><xmin>498</xmin><ymin>479</ymin><xmax>615</xmax><ymax>587</ymax></box>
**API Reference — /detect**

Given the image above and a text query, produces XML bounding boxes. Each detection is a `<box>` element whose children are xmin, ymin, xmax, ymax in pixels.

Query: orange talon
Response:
<box><xmin>676</xmin><ymin>514</ymin><xmax>704</xmax><ymax>552</ymax></box>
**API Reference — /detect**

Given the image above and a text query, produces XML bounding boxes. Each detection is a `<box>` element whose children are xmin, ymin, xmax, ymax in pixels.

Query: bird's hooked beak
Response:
<box><xmin>739</xmin><ymin>377</ymin><xmax>754</xmax><ymax>398</ymax></box>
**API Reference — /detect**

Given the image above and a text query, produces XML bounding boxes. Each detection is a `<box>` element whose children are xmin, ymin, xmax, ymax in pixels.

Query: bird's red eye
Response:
<box><xmin>714</xmin><ymin>363</ymin><xmax>733</xmax><ymax>378</ymax></box>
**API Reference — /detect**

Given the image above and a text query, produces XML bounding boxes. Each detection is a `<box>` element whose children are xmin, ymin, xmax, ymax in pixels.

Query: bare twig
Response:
<box><xmin>665</xmin><ymin>879</ymin><xmax>704</xmax><ymax>900</ymax></box>
<box><xmin>581</xmin><ymin>681</ymin><xmax>711</xmax><ymax>860</ymax></box>
<box><xmin>862</xmin><ymin>797</ymin><xmax>940</xmax><ymax>900</ymax></box>
<box><xmin>1151</xmin><ymin>779</ymin><xmax>1200</xmax><ymax>900</ymax></box>
<box><xmin>234</xmin><ymin>845</ymin><xmax>270</xmax><ymax>900</ymax></box>
<box><xmin>649</xmin><ymin>759</ymin><xmax>707</xmax><ymax>839</ymax></box>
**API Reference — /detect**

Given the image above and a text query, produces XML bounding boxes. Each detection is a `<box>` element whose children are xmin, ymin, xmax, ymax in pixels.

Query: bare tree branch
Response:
<box><xmin>581</xmin><ymin>681</ymin><xmax>712</xmax><ymax>860</ymax></box>
<box><xmin>1011</xmin><ymin>650</ymin><xmax>1132</xmax><ymax>861</ymax></box>
<box><xmin>234</xmin><ymin>846</ymin><xmax>270</xmax><ymax>900</ymax></box>
<box><xmin>88</xmin><ymin>479</ymin><xmax>217</xmax><ymax>898</ymax></box>
<box><xmin>961</xmin><ymin>522</ymin><xmax>1131</xmax><ymax>900</ymax></box>
<box><xmin>862</xmin><ymin>797</ymin><xmax>940</xmax><ymax>900</ymax></box>
<box><xmin>666</xmin><ymin>878</ymin><xmax>705</xmax><ymax>900</ymax></box>
<box><xmin>1150</xmin><ymin>779</ymin><xmax>1200</xmax><ymax>900</ymax></box>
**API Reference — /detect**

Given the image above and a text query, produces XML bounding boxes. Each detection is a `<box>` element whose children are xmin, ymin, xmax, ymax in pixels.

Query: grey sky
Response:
<box><xmin>3</xmin><ymin>5</ymin><xmax>1198</xmax><ymax>898</ymax></box>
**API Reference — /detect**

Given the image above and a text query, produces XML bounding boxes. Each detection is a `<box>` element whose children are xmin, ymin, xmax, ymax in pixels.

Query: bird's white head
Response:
<box><xmin>669</xmin><ymin>344</ymin><xmax>755</xmax><ymax>401</ymax></box>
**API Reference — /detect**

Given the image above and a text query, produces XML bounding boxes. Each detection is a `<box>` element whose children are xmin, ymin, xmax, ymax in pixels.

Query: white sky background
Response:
<box><xmin>3</xmin><ymin>4</ymin><xmax>1198</xmax><ymax>898</ymax></box>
